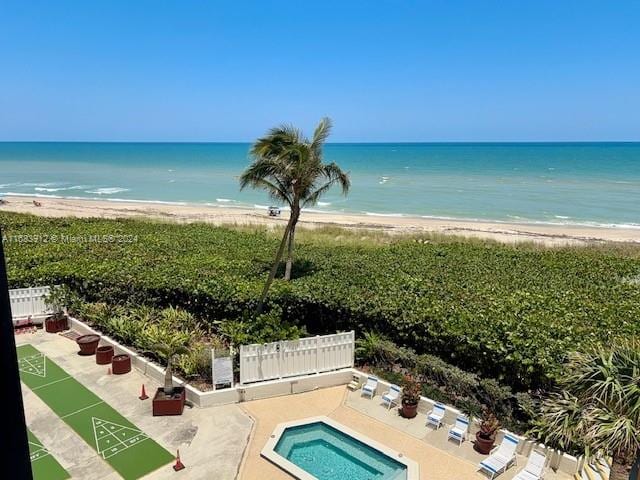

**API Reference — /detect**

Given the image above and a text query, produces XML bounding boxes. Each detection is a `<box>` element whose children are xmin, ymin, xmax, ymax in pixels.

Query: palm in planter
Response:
<box><xmin>474</xmin><ymin>409</ymin><xmax>500</xmax><ymax>454</ymax></box>
<box><xmin>153</xmin><ymin>341</ymin><xmax>189</xmax><ymax>397</ymax></box>
<box><xmin>400</xmin><ymin>375</ymin><xmax>422</xmax><ymax>418</ymax></box>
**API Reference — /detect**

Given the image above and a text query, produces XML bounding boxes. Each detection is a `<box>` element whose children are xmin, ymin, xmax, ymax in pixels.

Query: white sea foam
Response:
<box><xmin>19</xmin><ymin>182</ymin><xmax>59</xmax><ymax>187</ymax></box>
<box><xmin>85</xmin><ymin>187</ymin><xmax>130</xmax><ymax>195</ymax></box>
<box><xmin>364</xmin><ymin>211</ymin><xmax>404</xmax><ymax>217</ymax></box>
<box><xmin>317</xmin><ymin>201</ymin><xmax>331</xmax><ymax>206</ymax></box>
<box><xmin>0</xmin><ymin>191</ymin><xmax>63</xmax><ymax>199</ymax></box>
<box><xmin>216</xmin><ymin>198</ymin><xmax>233</xmax><ymax>203</ymax></box>
<box><xmin>104</xmin><ymin>198</ymin><xmax>187</xmax><ymax>206</ymax></box>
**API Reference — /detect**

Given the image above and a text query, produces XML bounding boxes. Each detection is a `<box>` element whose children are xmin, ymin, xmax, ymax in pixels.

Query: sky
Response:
<box><xmin>0</xmin><ymin>1</ymin><xmax>639</xmax><ymax>142</ymax></box>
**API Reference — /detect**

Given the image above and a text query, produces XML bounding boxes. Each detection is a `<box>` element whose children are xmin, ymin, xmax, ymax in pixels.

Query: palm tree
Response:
<box><xmin>240</xmin><ymin>118</ymin><xmax>350</xmax><ymax>312</ymax></box>
<box><xmin>153</xmin><ymin>340</ymin><xmax>190</xmax><ymax>396</ymax></box>
<box><xmin>531</xmin><ymin>339</ymin><xmax>640</xmax><ymax>480</ymax></box>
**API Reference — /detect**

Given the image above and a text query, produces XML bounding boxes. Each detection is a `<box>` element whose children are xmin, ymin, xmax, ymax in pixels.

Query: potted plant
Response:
<box><xmin>400</xmin><ymin>375</ymin><xmax>421</xmax><ymax>419</ymax></box>
<box><xmin>152</xmin><ymin>341</ymin><xmax>189</xmax><ymax>416</ymax></box>
<box><xmin>474</xmin><ymin>409</ymin><xmax>500</xmax><ymax>454</ymax></box>
<box><xmin>43</xmin><ymin>287</ymin><xmax>69</xmax><ymax>333</ymax></box>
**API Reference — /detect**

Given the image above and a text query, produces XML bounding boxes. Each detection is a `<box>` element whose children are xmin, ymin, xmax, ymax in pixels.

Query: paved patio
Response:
<box><xmin>18</xmin><ymin>329</ymin><xmax>576</xmax><ymax>480</ymax></box>
<box><xmin>17</xmin><ymin>331</ymin><xmax>252</xmax><ymax>480</ymax></box>
<box><xmin>240</xmin><ymin>385</ymin><xmax>575</xmax><ymax>480</ymax></box>
<box><xmin>345</xmin><ymin>389</ymin><xmax>574</xmax><ymax>480</ymax></box>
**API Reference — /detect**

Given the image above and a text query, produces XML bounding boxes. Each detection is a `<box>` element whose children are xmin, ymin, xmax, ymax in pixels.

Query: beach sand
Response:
<box><xmin>1</xmin><ymin>195</ymin><xmax>639</xmax><ymax>246</ymax></box>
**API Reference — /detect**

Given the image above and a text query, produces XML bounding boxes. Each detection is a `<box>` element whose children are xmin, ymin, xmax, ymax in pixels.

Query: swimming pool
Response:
<box><xmin>261</xmin><ymin>417</ymin><xmax>419</xmax><ymax>480</ymax></box>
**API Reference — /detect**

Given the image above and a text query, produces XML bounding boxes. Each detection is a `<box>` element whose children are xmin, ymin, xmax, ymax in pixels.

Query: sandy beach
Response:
<box><xmin>1</xmin><ymin>195</ymin><xmax>639</xmax><ymax>246</ymax></box>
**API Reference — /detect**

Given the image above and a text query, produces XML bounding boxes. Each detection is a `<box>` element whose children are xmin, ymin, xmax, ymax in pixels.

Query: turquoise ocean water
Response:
<box><xmin>0</xmin><ymin>142</ymin><xmax>639</xmax><ymax>228</ymax></box>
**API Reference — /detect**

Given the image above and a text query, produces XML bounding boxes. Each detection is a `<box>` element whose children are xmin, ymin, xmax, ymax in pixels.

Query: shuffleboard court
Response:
<box><xmin>28</xmin><ymin>429</ymin><xmax>70</xmax><ymax>480</ymax></box>
<box><xmin>18</xmin><ymin>344</ymin><xmax>174</xmax><ymax>480</ymax></box>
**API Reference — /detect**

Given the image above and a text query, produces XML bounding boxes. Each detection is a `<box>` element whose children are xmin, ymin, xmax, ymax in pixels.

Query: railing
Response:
<box><xmin>239</xmin><ymin>331</ymin><xmax>355</xmax><ymax>384</ymax></box>
<box><xmin>9</xmin><ymin>286</ymin><xmax>52</xmax><ymax>323</ymax></box>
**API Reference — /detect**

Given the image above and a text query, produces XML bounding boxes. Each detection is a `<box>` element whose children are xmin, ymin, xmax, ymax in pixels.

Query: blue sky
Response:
<box><xmin>1</xmin><ymin>1</ymin><xmax>639</xmax><ymax>142</ymax></box>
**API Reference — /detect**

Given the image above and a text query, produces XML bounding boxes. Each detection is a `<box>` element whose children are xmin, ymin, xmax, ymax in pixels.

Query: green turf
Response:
<box><xmin>28</xmin><ymin>430</ymin><xmax>70</xmax><ymax>480</ymax></box>
<box><xmin>18</xmin><ymin>344</ymin><xmax>174</xmax><ymax>480</ymax></box>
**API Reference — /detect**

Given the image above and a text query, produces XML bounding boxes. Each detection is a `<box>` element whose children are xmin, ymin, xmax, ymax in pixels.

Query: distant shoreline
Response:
<box><xmin>2</xmin><ymin>195</ymin><xmax>640</xmax><ymax>246</ymax></box>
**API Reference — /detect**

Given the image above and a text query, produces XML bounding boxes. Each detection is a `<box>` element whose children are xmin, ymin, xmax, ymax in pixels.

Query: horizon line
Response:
<box><xmin>1</xmin><ymin>140</ymin><xmax>639</xmax><ymax>145</ymax></box>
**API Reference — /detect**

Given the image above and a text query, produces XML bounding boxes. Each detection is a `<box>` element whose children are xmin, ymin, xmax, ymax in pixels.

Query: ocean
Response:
<box><xmin>1</xmin><ymin>142</ymin><xmax>639</xmax><ymax>228</ymax></box>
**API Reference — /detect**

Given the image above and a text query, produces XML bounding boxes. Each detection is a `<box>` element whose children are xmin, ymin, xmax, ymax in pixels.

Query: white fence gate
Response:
<box><xmin>239</xmin><ymin>331</ymin><xmax>355</xmax><ymax>384</ymax></box>
<box><xmin>9</xmin><ymin>286</ymin><xmax>53</xmax><ymax>323</ymax></box>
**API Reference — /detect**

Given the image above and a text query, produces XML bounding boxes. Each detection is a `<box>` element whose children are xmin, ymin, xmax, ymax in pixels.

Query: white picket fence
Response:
<box><xmin>9</xmin><ymin>286</ymin><xmax>53</xmax><ymax>324</ymax></box>
<box><xmin>239</xmin><ymin>331</ymin><xmax>355</xmax><ymax>384</ymax></box>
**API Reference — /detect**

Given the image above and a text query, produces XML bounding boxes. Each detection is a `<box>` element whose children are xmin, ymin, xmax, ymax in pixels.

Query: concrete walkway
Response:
<box><xmin>17</xmin><ymin>331</ymin><xmax>252</xmax><ymax>479</ymax></box>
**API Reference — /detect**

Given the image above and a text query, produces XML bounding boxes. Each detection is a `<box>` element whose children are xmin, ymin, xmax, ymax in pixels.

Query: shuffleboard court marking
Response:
<box><xmin>32</xmin><ymin>375</ymin><xmax>72</xmax><ymax>390</ymax></box>
<box><xmin>18</xmin><ymin>344</ymin><xmax>174</xmax><ymax>480</ymax></box>
<box><xmin>28</xmin><ymin>440</ymin><xmax>51</xmax><ymax>462</ymax></box>
<box><xmin>19</xmin><ymin>352</ymin><xmax>47</xmax><ymax>377</ymax></box>
<box><xmin>28</xmin><ymin>429</ymin><xmax>71</xmax><ymax>480</ymax></box>
<box><xmin>93</xmin><ymin>417</ymin><xmax>151</xmax><ymax>459</ymax></box>
<box><xmin>60</xmin><ymin>400</ymin><xmax>105</xmax><ymax>419</ymax></box>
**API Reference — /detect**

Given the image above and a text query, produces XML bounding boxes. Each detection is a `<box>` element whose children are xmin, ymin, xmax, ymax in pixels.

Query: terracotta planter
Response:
<box><xmin>152</xmin><ymin>387</ymin><xmax>186</xmax><ymax>416</ymax></box>
<box><xmin>111</xmin><ymin>354</ymin><xmax>131</xmax><ymax>375</ymax></box>
<box><xmin>474</xmin><ymin>432</ymin><xmax>495</xmax><ymax>454</ymax></box>
<box><xmin>400</xmin><ymin>401</ymin><xmax>418</xmax><ymax>419</ymax></box>
<box><xmin>45</xmin><ymin>315</ymin><xmax>68</xmax><ymax>333</ymax></box>
<box><xmin>76</xmin><ymin>334</ymin><xmax>100</xmax><ymax>355</ymax></box>
<box><xmin>95</xmin><ymin>345</ymin><xmax>114</xmax><ymax>365</ymax></box>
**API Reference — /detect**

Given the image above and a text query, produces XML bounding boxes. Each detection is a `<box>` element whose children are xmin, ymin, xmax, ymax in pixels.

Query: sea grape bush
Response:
<box><xmin>3</xmin><ymin>212</ymin><xmax>640</xmax><ymax>391</ymax></box>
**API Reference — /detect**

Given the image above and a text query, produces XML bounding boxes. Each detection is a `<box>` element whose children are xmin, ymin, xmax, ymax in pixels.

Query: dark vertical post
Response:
<box><xmin>0</xmin><ymin>227</ymin><xmax>33</xmax><ymax>479</ymax></box>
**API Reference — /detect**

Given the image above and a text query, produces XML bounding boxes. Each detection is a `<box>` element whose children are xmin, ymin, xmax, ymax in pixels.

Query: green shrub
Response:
<box><xmin>4</xmin><ymin>212</ymin><xmax>640</xmax><ymax>390</ymax></box>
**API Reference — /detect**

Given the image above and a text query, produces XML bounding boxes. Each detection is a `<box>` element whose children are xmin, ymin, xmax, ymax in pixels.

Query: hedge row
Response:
<box><xmin>3</xmin><ymin>211</ymin><xmax>640</xmax><ymax>390</ymax></box>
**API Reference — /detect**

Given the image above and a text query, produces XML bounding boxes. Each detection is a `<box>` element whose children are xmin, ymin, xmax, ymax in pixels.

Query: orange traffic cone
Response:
<box><xmin>139</xmin><ymin>384</ymin><xmax>149</xmax><ymax>400</ymax></box>
<box><xmin>173</xmin><ymin>449</ymin><xmax>185</xmax><ymax>471</ymax></box>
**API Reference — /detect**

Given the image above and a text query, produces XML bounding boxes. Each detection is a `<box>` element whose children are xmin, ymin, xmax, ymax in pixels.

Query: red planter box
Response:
<box><xmin>45</xmin><ymin>315</ymin><xmax>68</xmax><ymax>333</ymax></box>
<box><xmin>112</xmin><ymin>354</ymin><xmax>131</xmax><ymax>374</ymax></box>
<box><xmin>95</xmin><ymin>345</ymin><xmax>114</xmax><ymax>365</ymax></box>
<box><xmin>152</xmin><ymin>387</ymin><xmax>186</xmax><ymax>416</ymax></box>
<box><xmin>76</xmin><ymin>334</ymin><xmax>100</xmax><ymax>355</ymax></box>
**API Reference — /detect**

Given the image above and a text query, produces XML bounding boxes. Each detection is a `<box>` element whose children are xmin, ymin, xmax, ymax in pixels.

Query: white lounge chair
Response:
<box><xmin>361</xmin><ymin>376</ymin><xmax>378</xmax><ymax>399</ymax></box>
<box><xmin>447</xmin><ymin>415</ymin><xmax>469</xmax><ymax>446</ymax></box>
<box><xmin>478</xmin><ymin>433</ymin><xmax>520</xmax><ymax>479</ymax></box>
<box><xmin>426</xmin><ymin>402</ymin><xmax>446</xmax><ymax>429</ymax></box>
<box><xmin>381</xmin><ymin>384</ymin><xmax>401</xmax><ymax>409</ymax></box>
<box><xmin>513</xmin><ymin>451</ymin><xmax>546</xmax><ymax>480</ymax></box>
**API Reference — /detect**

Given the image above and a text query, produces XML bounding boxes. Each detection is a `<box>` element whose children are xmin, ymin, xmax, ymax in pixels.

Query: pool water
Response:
<box><xmin>274</xmin><ymin>422</ymin><xmax>407</xmax><ymax>480</ymax></box>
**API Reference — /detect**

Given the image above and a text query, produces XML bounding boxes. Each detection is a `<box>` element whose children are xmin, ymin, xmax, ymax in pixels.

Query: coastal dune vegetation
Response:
<box><xmin>3</xmin><ymin>211</ymin><xmax>640</xmax><ymax>426</ymax></box>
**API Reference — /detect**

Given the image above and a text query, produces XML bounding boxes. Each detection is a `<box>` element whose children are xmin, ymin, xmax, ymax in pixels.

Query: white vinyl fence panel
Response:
<box><xmin>240</xmin><ymin>331</ymin><xmax>354</xmax><ymax>384</ymax></box>
<box><xmin>9</xmin><ymin>286</ymin><xmax>53</xmax><ymax>322</ymax></box>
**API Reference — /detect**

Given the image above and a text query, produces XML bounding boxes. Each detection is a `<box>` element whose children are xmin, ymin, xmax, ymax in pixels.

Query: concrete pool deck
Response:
<box><xmin>17</xmin><ymin>331</ymin><xmax>252</xmax><ymax>479</ymax></box>
<box><xmin>240</xmin><ymin>386</ymin><xmax>575</xmax><ymax>480</ymax></box>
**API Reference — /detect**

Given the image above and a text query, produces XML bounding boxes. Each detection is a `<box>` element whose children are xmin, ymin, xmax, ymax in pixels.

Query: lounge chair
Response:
<box><xmin>478</xmin><ymin>433</ymin><xmax>520</xmax><ymax>479</ymax></box>
<box><xmin>347</xmin><ymin>374</ymin><xmax>361</xmax><ymax>391</ymax></box>
<box><xmin>381</xmin><ymin>384</ymin><xmax>401</xmax><ymax>409</ymax></box>
<box><xmin>513</xmin><ymin>451</ymin><xmax>546</xmax><ymax>480</ymax></box>
<box><xmin>447</xmin><ymin>415</ymin><xmax>469</xmax><ymax>446</ymax></box>
<box><xmin>426</xmin><ymin>402</ymin><xmax>446</xmax><ymax>429</ymax></box>
<box><xmin>361</xmin><ymin>376</ymin><xmax>378</xmax><ymax>399</ymax></box>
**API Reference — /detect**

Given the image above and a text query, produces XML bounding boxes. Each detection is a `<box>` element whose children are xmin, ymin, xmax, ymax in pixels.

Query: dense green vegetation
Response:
<box><xmin>3</xmin><ymin>211</ymin><xmax>640</xmax><ymax>393</ymax></box>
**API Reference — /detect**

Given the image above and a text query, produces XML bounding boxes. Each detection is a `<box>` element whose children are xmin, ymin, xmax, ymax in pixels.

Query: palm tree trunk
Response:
<box><xmin>284</xmin><ymin>211</ymin><xmax>299</xmax><ymax>281</ymax></box>
<box><xmin>256</xmin><ymin>219</ymin><xmax>292</xmax><ymax>314</ymax></box>
<box><xmin>164</xmin><ymin>358</ymin><xmax>174</xmax><ymax>396</ymax></box>
<box><xmin>609</xmin><ymin>453</ymin><xmax>633</xmax><ymax>480</ymax></box>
